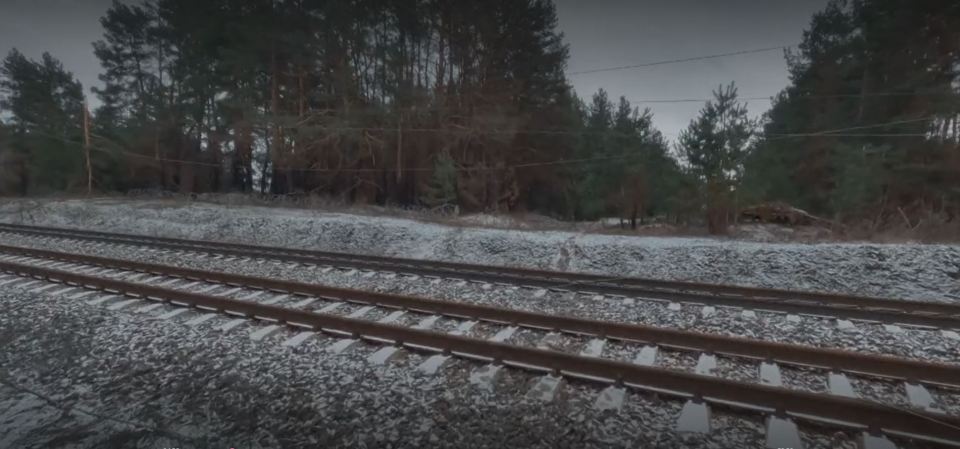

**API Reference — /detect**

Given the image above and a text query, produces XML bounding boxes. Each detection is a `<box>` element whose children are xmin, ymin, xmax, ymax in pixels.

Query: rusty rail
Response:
<box><xmin>1</xmin><ymin>222</ymin><xmax>959</xmax><ymax>328</ymax></box>
<box><xmin>1</xmin><ymin>243</ymin><xmax>958</xmax><ymax>388</ymax></box>
<box><xmin>1</xmin><ymin>258</ymin><xmax>959</xmax><ymax>445</ymax></box>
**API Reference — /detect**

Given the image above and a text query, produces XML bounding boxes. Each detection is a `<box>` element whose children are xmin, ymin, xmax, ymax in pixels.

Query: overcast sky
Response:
<box><xmin>0</xmin><ymin>0</ymin><xmax>829</xmax><ymax>139</ymax></box>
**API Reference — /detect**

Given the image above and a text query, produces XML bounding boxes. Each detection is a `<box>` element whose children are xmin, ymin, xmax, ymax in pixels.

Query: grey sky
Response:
<box><xmin>555</xmin><ymin>0</ymin><xmax>829</xmax><ymax>137</ymax></box>
<box><xmin>0</xmin><ymin>0</ymin><xmax>829</xmax><ymax>139</ymax></box>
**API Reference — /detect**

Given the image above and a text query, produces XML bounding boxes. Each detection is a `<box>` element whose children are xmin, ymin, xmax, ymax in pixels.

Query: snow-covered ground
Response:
<box><xmin>2</xmin><ymin>198</ymin><xmax>959</xmax><ymax>302</ymax></box>
<box><xmin>0</xmin><ymin>285</ymin><xmax>906</xmax><ymax>449</ymax></box>
<box><xmin>1</xmin><ymin>198</ymin><xmax>958</xmax><ymax>302</ymax></box>
<box><xmin>1</xmin><ymin>198</ymin><xmax>956</xmax><ymax>448</ymax></box>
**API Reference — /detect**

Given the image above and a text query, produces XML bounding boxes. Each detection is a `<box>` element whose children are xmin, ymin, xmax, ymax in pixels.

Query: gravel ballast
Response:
<box><xmin>0</xmin><ymin>287</ymin><xmax>903</xmax><ymax>449</ymax></box>
<box><xmin>2</xmin><ymin>198</ymin><xmax>959</xmax><ymax>302</ymax></box>
<box><xmin>0</xmin><ymin>198</ymin><xmax>957</xmax><ymax>448</ymax></box>
<box><xmin>3</xmin><ymin>233</ymin><xmax>956</xmax><ymax>365</ymax></box>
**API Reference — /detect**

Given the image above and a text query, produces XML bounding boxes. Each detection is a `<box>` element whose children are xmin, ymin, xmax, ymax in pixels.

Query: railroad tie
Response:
<box><xmin>468</xmin><ymin>325</ymin><xmax>514</xmax><ymax>390</ymax></box>
<box><xmin>193</xmin><ymin>284</ymin><xmax>221</xmax><ymax>294</ymax></box>
<box><xmin>218</xmin><ymin>287</ymin><xmax>244</xmax><ymax>298</ymax></box>
<box><xmin>412</xmin><ymin>315</ymin><xmax>440</xmax><ymax>330</ymax></box>
<box><xmin>106</xmin><ymin>298</ymin><xmax>139</xmax><ymax>311</ymax></box>
<box><xmin>837</xmin><ymin>319</ymin><xmax>857</xmax><ymax>331</ymax></box>
<box><xmin>237</xmin><ymin>290</ymin><xmax>266</xmax><ymax>301</ymax></box>
<box><xmin>695</xmin><ymin>353</ymin><xmax>717</xmax><ymax>377</ymax></box>
<box><xmin>419</xmin><ymin>320</ymin><xmax>476</xmax><ymax>375</ymax></box>
<box><xmin>827</xmin><ymin>372</ymin><xmax>857</xmax><ymax>398</ymax></box>
<box><xmin>882</xmin><ymin>324</ymin><xmax>903</xmax><ymax>334</ymax></box>
<box><xmin>675</xmin><ymin>399</ymin><xmax>711</xmax><ymax>434</ymax></box>
<box><xmin>536</xmin><ymin>333</ymin><xmax>562</xmax><ymax>350</ymax></box>
<box><xmin>326</xmin><ymin>337</ymin><xmax>359</xmax><ymax>355</ymax></box>
<box><xmin>378</xmin><ymin>310</ymin><xmax>406</xmax><ymax>325</ymax></box>
<box><xmin>156</xmin><ymin>308</ymin><xmax>190</xmax><ymax>321</ymax></box>
<box><xmin>154</xmin><ymin>278</ymin><xmax>181</xmax><ymax>288</ymax></box>
<box><xmin>185</xmin><ymin>313</ymin><xmax>218</xmax><ymax>327</ymax></box>
<box><xmin>593</xmin><ymin>385</ymin><xmax>626</xmax><ymax>411</ymax></box>
<box><xmin>700</xmin><ymin>306</ymin><xmax>716</xmax><ymax>318</ymax></box>
<box><xmin>346</xmin><ymin>305</ymin><xmax>374</xmax><ymax>319</ymax></box>
<box><xmin>245</xmin><ymin>324</ymin><xmax>282</xmax><ymax>342</ymax></box>
<box><xmin>291</xmin><ymin>297</ymin><xmax>317</xmax><ymax>308</ymax></box>
<box><xmin>13</xmin><ymin>280</ymin><xmax>40</xmax><ymax>289</ymax></box>
<box><xmin>0</xmin><ymin>277</ymin><xmax>21</xmax><ymax>287</ymax></box>
<box><xmin>364</xmin><ymin>312</ymin><xmax>409</xmax><ymax>364</ymax></box>
<box><xmin>633</xmin><ymin>345</ymin><xmax>658</xmax><ymax>366</ymax></box>
<box><xmin>87</xmin><ymin>294</ymin><xmax>119</xmax><ymax>306</ymax></box>
<box><xmin>176</xmin><ymin>281</ymin><xmax>200</xmax><ymax>290</ymax></box>
<box><xmin>121</xmin><ymin>272</ymin><xmax>147</xmax><ymax>282</ymax></box>
<box><xmin>859</xmin><ymin>432</ymin><xmax>898</xmax><ymax>449</ymax></box>
<box><xmin>282</xmin><ymin>331</ymin><xmax>317</xmax><ymax>348</ymax></box>
<box><xmin>260</xmin><ymin>294</ymin><xmax>289</xmax><ymax>305</ymax></box>
<box><xmin>315</xmin><ymin>302</ymin><xmax>343</xmax><ymax>314</ymax></box>
<box><xmin>580</xmin><ymin>339</ymin><xmax>606</xmax><ymax>358</ymax></box>
<box><xmin>525</xmin><ymin>374</ymin><xmax>563</xmax><ymax>402</ymax></box>
<box><xmin>904</xmin><ymin>382</ymin><xmax>937</xmax><ymax>411</ymax></box>
<box><xmin>489</xmin><ymin>326</ymin><xmax>518</xmax><ymax>343</ymax></box>
<box><xmin>765</xmin><ymin>416</ymin><xmax>803</xmax><ymax>449</ymax></box>
<box><xmin>759</xmin><ymin>362</ymin><xmax>782</xmax><ymax>387</ymax></box>
<box><xmin>368</xmin><ymin>345</ymin><xmax>402</xmax><ymax>365</ymax></box>
<box><xmin>468</xmin><ymin>364</ymin><xmax>501</xmax><ymax>391</ymax></box>
<box><xmin>417</xmin><ymin>354</ymin><xmax>450</xmax><ymax>375</ymax></box>
<box><xmin>67</xmin><ymin>290</ymin><xmax>96</xmax><ymax>300</ymax></box>
<box><xmin>135</xmin><ymin>303</ymin><xmax>164</xmax><ymax>314</ymax></box>
<box><xmin>29</xmin><ymin>283</ymin><xmax>59</xmax><ymax>294</ymax></box>
<box><xmin>48</xmin><ymin>287</ymin><xmax>76</xmax><ymax>296</ymax></box>
<box><xmin>217</xmin><ymin>318</ymin><xmax>248</xmax><ymax>333</ymax></box>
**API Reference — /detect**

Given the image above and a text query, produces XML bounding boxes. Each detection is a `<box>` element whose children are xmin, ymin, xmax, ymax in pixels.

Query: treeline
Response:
<box><xmin>742</xmin><ymin>0</ymin><xmax>960</xmax><ymax>227</ymax></box>
<box><xmin>1</xmin><ymin>0</ymin><xmax>958</xmax><ymax>233</ymax></box>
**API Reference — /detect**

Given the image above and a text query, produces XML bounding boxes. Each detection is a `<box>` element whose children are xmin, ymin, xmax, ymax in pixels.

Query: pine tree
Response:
<box><xmin>678</xmin><ymin>82</ymin><xmax>754</xmax><ymax>233</ymax></box>
<box><xmin>0</xmin><ymin>49</ymin><xmax>85</xmax><ymax>193</ymax></box>
<box><xmin>421</xmin><ymin>152</ymin><xmax>458</xmax><ymax>211</ymax></box>
<box><xmin>744</xmin><ymin>0</ymin><xmax>960</xmax><ymax>225</ymax></box>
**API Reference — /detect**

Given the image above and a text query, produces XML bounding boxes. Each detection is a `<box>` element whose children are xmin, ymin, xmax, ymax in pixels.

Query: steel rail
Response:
<box><xmin>1</xmin><ymin>259</ymin><xmax>959</xmax><ymax>445</ymax></box>
<box><xmin>2</xmin><ymin>243</ymin><xmax>958</xmax><ymax>389</ymax></box>
<box><xmin>1</xmin><ymin>222</ymin><xmax>959</xmax><ymax>329</ymax></box>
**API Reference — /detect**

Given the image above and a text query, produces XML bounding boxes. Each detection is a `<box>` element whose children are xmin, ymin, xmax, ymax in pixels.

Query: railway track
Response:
<box><xmin>1</xmin><ymin>245</ymin><xmax>959</xmax><ymax>447</ymax></box>
<box><xmin>2</xmin><ymin>221</ymin><xmax>959</xmax><ymax>330</ymax></box>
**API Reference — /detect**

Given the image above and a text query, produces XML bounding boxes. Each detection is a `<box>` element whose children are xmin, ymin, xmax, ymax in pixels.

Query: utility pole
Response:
<box><xmin>82</xmin><ymin>101</ymin><xmax>92</xmax><ymax>195</ymax></box>
<box><xmin>396</xmin><ymin>112</ymin><xmax>403</xmax><ymax>183</ymax></box>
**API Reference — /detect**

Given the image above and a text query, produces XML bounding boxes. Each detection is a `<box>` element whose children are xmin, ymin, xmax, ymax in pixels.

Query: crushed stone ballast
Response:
<box><xmin>1</xmin><ymin>251</ymin><xmax>960</xmax><ymax>447</ymax></box>
<box><xmin>1</xmin><ymin>222</ymin><xmax>959</xmax><ymax>330</ymax></box>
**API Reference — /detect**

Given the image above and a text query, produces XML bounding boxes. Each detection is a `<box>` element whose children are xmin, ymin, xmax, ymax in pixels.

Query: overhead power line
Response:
<box><xmin>629</xmin><ymin>92</ymin><xmax>949</xmax><ymax>104</ymax></box>
<box><xmin>100</xmin><ymin>146</ymin><xmax>644</xmax><ymax>173</ymax></box>
<box><xmin>567</xmin><ymin>45</ymin><xmax>792</xmax><ymax>76</ymax></box>
<box><xmin>768</xmin><ymin>133</ymin><xmax>929</xmax><ymax>137</ymax></box>
<box><xmin>765</xmin><ymin>116</ymin><xmax>938</xmax><ymax>140</ymax></box>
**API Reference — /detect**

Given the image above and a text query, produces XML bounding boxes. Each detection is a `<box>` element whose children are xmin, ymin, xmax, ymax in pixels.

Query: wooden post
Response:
<box><xmin>82</xmin><ymin>101</ymin><xmax>92</xmax><ymax>195</ymax></box>
<box><xmin>396</xmin><ymin>112</ymin><xmax>403</xmax><ymax>183</ymax></box>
